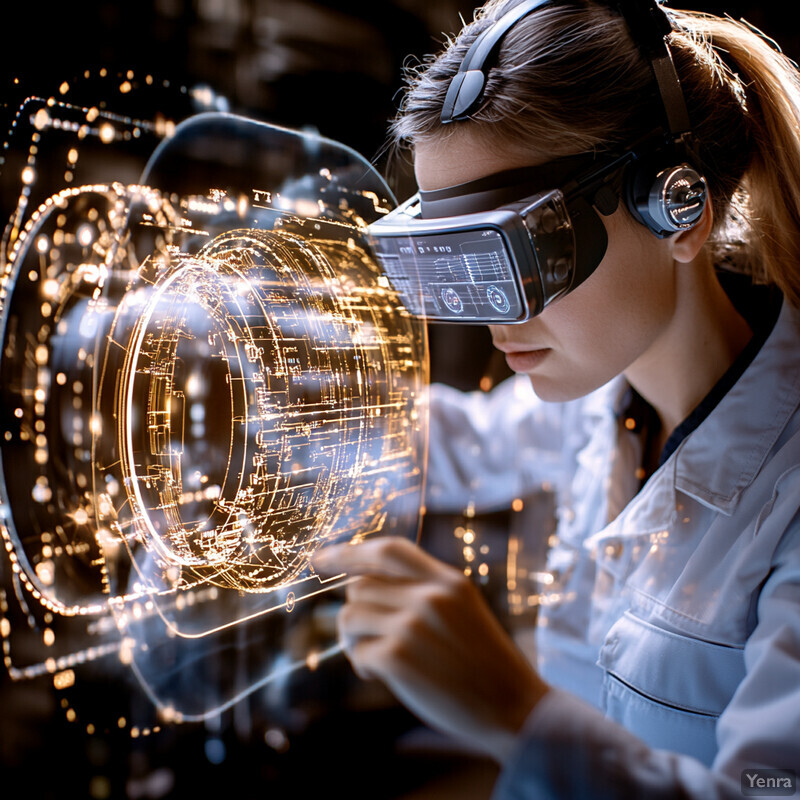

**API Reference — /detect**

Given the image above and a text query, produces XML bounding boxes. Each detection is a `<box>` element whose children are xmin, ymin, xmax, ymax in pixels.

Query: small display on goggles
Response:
<box><xmin>366</xmin><ymin>188</ymin><xmax>581</xmax><ymax>323</ymax></box>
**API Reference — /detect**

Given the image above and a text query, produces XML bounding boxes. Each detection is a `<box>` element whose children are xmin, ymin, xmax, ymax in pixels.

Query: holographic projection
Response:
<box><xmin>0</xmin><ymin>86</ymin><xmax>427</xmax><ymax>729</ymax></box>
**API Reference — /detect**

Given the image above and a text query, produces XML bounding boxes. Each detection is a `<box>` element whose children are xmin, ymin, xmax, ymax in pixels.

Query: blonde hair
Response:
<box><xmin>390</xmin><ymin>1</ymin><xmax>800</xmax><ymax>307</ymax></box>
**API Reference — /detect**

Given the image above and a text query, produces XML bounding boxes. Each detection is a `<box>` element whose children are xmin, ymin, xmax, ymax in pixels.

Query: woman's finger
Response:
<box><xmin>344</xmin><ymin>574</ymin><xmax>421</xmax><ymax>607</ymax></box>
<box><xmin>337</xmin><ymin>598</ymin><xmax>402</xmax><ymax>641</ymax></box>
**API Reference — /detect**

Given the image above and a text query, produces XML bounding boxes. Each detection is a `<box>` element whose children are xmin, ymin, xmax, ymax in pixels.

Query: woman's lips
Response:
<box><xmin>502</xmin><ymin>348</ymin><xmax>551</xmax><ymax>372</ymax></box>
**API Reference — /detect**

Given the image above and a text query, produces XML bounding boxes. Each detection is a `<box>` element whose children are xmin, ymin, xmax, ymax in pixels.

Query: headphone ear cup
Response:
<box><xmin>625</xmin><ymin>160</ymin><xmax>708</xmax><ymax>238</ymax></box>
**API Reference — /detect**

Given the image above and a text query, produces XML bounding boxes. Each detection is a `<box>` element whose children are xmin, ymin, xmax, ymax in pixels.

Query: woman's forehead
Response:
<box><xmin>413</xmin><ymin>134</ymin><xmax>552</xmax><ymax>191</ymax></box>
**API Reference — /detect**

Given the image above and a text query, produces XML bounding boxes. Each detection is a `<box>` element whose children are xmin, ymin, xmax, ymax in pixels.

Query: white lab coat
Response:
<box><xmin>425</xmin><ymin>299</ymin><xmax>800</xmax><ymax>798</ymax></box>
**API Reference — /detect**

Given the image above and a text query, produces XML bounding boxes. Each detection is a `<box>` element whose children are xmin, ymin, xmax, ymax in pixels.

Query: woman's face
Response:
<box><xmin>414</xmin><ymin>134</ymin><xmax>682</xmax><ymax>402</ymax></box>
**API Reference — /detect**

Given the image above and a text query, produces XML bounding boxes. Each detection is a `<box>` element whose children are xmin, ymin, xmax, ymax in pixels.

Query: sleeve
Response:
<box><xmin>491</xmin><ymin>516</ymin><xmax>800</xmax><ymax>800</ymax></box>
<box><xmin>424</xmin><ymin>374</ymin><xmax>567</xmax><ymax>514</ymax></box>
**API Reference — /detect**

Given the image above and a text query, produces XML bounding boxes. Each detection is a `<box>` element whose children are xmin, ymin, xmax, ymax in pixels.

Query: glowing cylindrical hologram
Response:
<box><xmin>0</xmin><ymin>104</ymin><xmax>428</xmax><ymax>723</ymax></box>
<box><xmin>114</xmin><ymin>225</ymin><xmax>423</xmax><ymax>593</ymax></box>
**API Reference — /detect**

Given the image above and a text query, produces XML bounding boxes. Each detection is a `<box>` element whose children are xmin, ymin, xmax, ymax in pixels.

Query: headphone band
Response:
<box><xmin>610</xmin><ymin>0</ymin><xmax>690</xmax><ymax>135</ymax></box>
<box><xmin>440</xmin><ymin>0</ymin><xmax>552</xmax><ymax>122</ymax></box>
<box><xmin>440</xmin><ymin>0</ymin><xmax>690</xmax><ymax>139</ymax></box>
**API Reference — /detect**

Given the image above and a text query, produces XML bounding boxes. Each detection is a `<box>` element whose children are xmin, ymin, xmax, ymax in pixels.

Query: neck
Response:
<box><xmin>624</xmin><ymin>252</ymin><xmax>753</xmax><ymax>446</ymax></box>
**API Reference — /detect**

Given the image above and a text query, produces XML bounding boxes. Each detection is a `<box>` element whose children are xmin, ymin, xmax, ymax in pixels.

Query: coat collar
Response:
<box><xmin>585</xmin><ymin>300</ymin><xmax>800</xmax><ymax>550</ymax></box>
<box><xmin>669</xmin><ymin>300</ymin><xmax>800</xmax><ymax>514</ymax></box>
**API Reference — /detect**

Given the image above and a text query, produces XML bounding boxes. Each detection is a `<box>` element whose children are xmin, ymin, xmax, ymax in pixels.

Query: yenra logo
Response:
<box><xmin>741</xmin><ymin>769</ymin><xmax>796</xmax><ymax>797</ymax></box>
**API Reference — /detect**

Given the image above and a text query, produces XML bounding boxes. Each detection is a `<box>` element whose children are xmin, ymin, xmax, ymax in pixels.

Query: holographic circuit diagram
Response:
<box><xmin>0</xmin><ymin>81</ymin><xmax>428</xmax><ymax>726</ymax></box>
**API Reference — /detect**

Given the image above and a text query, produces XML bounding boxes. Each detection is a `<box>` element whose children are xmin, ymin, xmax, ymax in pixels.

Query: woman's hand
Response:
<box><xmin>311</xmin><ymin>536</ymin><xmax>549</xmax><ymax>765</ymax></box>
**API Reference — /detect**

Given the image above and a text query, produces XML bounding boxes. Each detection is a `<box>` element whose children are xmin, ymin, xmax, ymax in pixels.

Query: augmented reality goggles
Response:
<box><xmin>365</xmin><ymin>145</ymin><xmax>705</xmax><ymax>323</ymax></box>
<box><xmin>365</xmin><ymin>151</ymin><xmax>633</xmax><ymax>323</ymax></box>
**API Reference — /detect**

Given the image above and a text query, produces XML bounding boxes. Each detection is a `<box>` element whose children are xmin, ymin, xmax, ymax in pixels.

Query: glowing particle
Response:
<box><xmin>191</xmin><ymin>85</ymin><xmax>214</xmax><ymax>106</ymax></box>
<box><xmin>32</xmin><ymin>480</ymin><xmax>52</xmax><ymax>503</ymax></box>
<box><xmin>21</xmin><ymin>166</ymin><xmax>35</xmax><ymax>184</ymax></box>
<box><xmin>99</xmin><ymin>123</ymin><xmax>115</xmax><ymax>144</ymax></box>
<box><xmin>185</xmin><ymin>373</ymin><xmax>202</xmax><ymax>397</ymax></box>
<box><xmin>77</xmin><ymin>224</ymin><xmax>94</xmax><ymax>246</ymax></box>
<box><xmin>119</xmin><ymin>81</ymin><xmax>132</xmax><ymax>94</ymax></box>
<box><xmin>511</xmin><ymin>497</ymin><xmax>524</xmax><ymax>512</ymax></box>
<box><xmin>42</xmin><ymin>278</ymin><xmax>59</xmax><ymax>298</ymax></box>
<box><xmin>59</xmin><ymin>81</ymin><xmax>70</xmax><ymax>94</ymax></box>
<box><xmin>73</xmin><ymin>508</ymin><xmax>89</xmax><ymax>526</ymax></box>
<box><xmin>33</xmin><ymin>108</ymin><xmax>50</xmax><ymax>130</ymax></box>
<box><xmin>119</xmin><ymin>637</ymin><xmax>135</xmax><ymax>665</ymax></box>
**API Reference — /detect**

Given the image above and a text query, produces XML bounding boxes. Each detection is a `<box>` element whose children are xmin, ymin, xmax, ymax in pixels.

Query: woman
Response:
<box><xmin>313</xmin><ymin>0</ymin><xmax>800</xmax><ymax>796</ymax></box>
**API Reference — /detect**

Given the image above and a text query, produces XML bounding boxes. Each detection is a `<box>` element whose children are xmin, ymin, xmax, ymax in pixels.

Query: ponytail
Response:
<box><xmin>672</xmin><ymin>10</ymin><xmax>800</xmax><ymax>307</ymax></box>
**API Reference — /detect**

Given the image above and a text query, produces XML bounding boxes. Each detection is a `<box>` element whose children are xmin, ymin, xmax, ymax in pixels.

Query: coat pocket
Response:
<box><xmin>598</xmin><ymin>611</ymin><xmax>746</xmax><ymax>765</ymax></box>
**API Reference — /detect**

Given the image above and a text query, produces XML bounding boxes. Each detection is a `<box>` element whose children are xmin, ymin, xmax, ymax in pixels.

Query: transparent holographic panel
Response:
<box><xmin>0</xmin><ymin>104</ymin><xmax>428</xmax><ymax>722</ymax></box>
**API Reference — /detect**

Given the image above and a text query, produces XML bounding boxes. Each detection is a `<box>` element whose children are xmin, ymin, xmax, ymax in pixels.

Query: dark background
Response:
<box><xmin>1</xmin><ymin>3</ymin><xmax>795</xmax><ymax>799</ymax></box>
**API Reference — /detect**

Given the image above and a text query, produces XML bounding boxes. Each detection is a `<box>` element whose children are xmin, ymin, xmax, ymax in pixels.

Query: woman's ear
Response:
<box><xmin>670</xmin><ymin>197</ymin><xmax>714</xmax><ymax>263</ymax></box>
